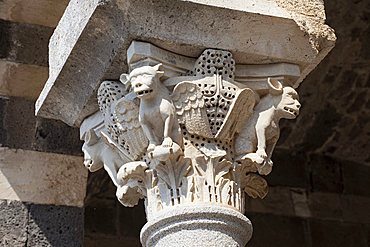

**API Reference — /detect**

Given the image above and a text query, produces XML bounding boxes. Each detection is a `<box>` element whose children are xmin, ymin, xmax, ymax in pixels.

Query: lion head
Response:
<box><xmin>120</xmin><ymin>64</ymin><xmax>164</xmax><ymax>99</ymax></box>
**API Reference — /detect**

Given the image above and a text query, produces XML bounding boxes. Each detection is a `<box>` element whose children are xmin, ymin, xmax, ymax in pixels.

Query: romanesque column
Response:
<box><xmin>34</xmin><ymin>0</ymin><xmax>336</xmax><ymax>246</ymax></box>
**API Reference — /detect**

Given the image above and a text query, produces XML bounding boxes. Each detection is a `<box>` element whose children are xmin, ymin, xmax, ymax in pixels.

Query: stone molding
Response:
<box><xmin>35</xmin><ymin>0</ymin><xmax>335</xmax><ymax>127</ymax></box>
<box><xmin>140</xmin><ymin>204</ymin><xmax>252</xmax><ymax>247</ymax></box>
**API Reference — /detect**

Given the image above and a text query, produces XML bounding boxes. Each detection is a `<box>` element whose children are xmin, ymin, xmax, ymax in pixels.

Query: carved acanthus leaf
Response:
<box><xmin>117</xmin><ymin>161</ymin><xmax>148</xmax><ymax>184</ymax></box>
<box><xmin>116</xmin><ymin>184</ymin><xmax>143</xmax><ymax>207</ymax></box>
<box><xmin>116</xmin><ymin>161</ymin><xmax>151</xmax><ymax>207</ymax></box>
<box><xmin>155</xmin><ymin>154</ymin><xmax>191</xmax><ymax>189</ymax></box>
<box><xmin>244</xmin><ymin>174</ymin><xmax>268</xmax><ymax>199</ymax></box>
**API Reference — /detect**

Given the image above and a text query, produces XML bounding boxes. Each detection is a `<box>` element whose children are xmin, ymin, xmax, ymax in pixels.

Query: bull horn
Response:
<box><xmin>267</xmin><ymin>78</ymin><xmax>283</xmax><ymax>95</ymax></box>
<box><xmin>154</xmin><ymin>63</ymin><xmax>164</xmax><ymax>78</ymax></box>
<box><xmin>85</xmin><ymin>129</ymin><xmax>99</xmax><ymax>146</ymax></box>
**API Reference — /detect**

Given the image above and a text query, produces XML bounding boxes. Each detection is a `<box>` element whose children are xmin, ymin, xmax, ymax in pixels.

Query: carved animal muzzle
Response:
<box><xmin>133</xmin><ymin>83</ymin><xmax>154</xmax><ymax>98</ymax></box>
<box><xmin>283</xmin><ymin>105</ymin><xmax>299</xmax><ymax>117</ymax></box>
<box><xmin>82</xmin><ymin>144</ymin><xmax>104</xmax><ymax>172</ymax></box>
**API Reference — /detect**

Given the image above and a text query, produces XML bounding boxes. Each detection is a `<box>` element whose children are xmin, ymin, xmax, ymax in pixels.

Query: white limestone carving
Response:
<box><xmin>82</xmin><ymin>129</ymin><xmax>128</xmax><ymax>187</ymax></box>
<box><xmin>81</xmin><ymin>47</ymin><xmax>301</xmax><ymax>220</ymax></box>
<box><xmin>235</xmin><ymin>78</ymin><xmax>301</xmax><ymax>175</ymax></box>
<box><xmin>121</xmin><ymin>64</ymin><xmax>183</xmax><ymax>157</ymax></box>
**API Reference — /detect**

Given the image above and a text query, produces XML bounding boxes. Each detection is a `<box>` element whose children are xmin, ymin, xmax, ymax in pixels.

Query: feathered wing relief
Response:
<box><xmin>216</xmin><ymin>88</ymin><xmax>255</xmax><ymax>141</ymax></box>
<box><xmin>97</xmin><ymin>80</ymin><xmax>148</xmax><ymax>161</ymax></box>
<box><xmin>97</xmin><ymin>81</ymin><xmax>127</xmax><ymax>144</ymax></box>
<box><xmin>113</xmin><ymin>97</ymin><xmax>148</xmax><ymax>160</ymax></box>
<box><xmin>172</xmin><ymin>81</ymin><xmax>213</xmax><ymax>138</ymax></box>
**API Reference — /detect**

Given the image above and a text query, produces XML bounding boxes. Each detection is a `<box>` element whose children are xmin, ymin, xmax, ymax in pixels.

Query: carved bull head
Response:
<box><xmin>267</xmin><ymin>78</ymin><xmax>301</xmax><ymax>120</ymax></box>
<box><xmin>82</xmin><ymin>129</ymin><xmax>104</xmax><ymax>172</ymax></box>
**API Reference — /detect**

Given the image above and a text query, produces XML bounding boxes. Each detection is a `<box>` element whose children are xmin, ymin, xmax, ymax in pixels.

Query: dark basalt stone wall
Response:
<box><xmin>0</xmin><ymin>200</ymin><xmax>84</xmax><ymax>247</ymax></box>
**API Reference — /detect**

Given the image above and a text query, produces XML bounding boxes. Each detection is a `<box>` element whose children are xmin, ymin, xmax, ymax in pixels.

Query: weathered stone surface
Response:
<box><xmin>307</xmin><ymin>192</ymin><xmax>342</xmax><ymax>221</ymax></box>
<box><xmin>0</xmin><ymin>200</ymin><xmax>28</xmax><ymax>246</ymax></box>
<box><xmin>85</xmin><ymin>198</ymin><xmax>118</xmax><ymax>236</ymax></box>
<box><xmin>278</xmin><ymin>0</ymin><xmax>370</xmax><ymax>166</ymax></box>
<box><xmin>0</xmin><ymin>61</ymin><xmax>48</xmax><ymax>100</ymax></box>
<box><xmin>140</xmin><ymin>205</ymin><xmax>252</xmax><ymax>247</ymax></box>
<box><xmin>267</xmin><ymin>148</ymin><xmax>308</xmax><ymax>188</ymax></box>
<box><xmin>118</xmin><ymin>201</ymin><xmax>146</xmax><ymax>238</ymax></box>
<box><xmin>0</xmin><ymin>200</ymin><xmax>84</xmax><ymax>247</ymax></box>
<box><xmin>309</xmin><ymin>154</ymin><xmax>343</xmax><ymax>193</ymax></box>
<box><xmin>309</xmin><ymin>219</ymin><xmax>368</xmax><ymax>247</ymax></box>
<box><xmin>0</xmin><ymin>0</ymin><xmax>69</xmax><ymax>27</ymax></box>
<box><xmin>247</xmin><ymin>213</ymin><xmax>307</xmax><ymax>247</ymax></box>
<box><xmin>0</xmin><ymin>19</ymin><xmax>52</xmax><ymax>67</ymax></box>
<box><xmin>35</xmin><ymin>0</ymin><xmax>335</xmax><ymax>126</ymax></box>
<box><xmin>27</xmin><ymin>203</ymin><xmax>84</xmax><ymax>247</ymax></box>
<box><xmin>290</xmin><ymin>188</ymin><xmax>311</xmax><ymax>218</ymax></box>
<box><xmin>341</xmin><ymin>195</ymin><xmax>370</xmax><ymax>224</ymax></box>
<box><xmin>245</xmin><ymin>187</ymin><xmax>295</xmax><ymax>216</ymax></box>
<box><xmin>0</xmin><ymin>148</ymin><xmax>87</xmax><ymax>207</ymax></box>
<box><xmin>342</xmin><ymin>160</ymin><xmax>370</xmax><ymax>197</ymax></box>
<box><xmin>85</xmin><ymin>170</ymin><xmax>146</xmax><ymax>246</ymax></box>
<box><xmin>84</xmin><ymin>235</ymin><xmax>141</xmax><ymax>247</ymax></box>
<box><xmin>0</xmin><ymin>97</ymin><xmax>83</xmax><ymax>155</ymax></box>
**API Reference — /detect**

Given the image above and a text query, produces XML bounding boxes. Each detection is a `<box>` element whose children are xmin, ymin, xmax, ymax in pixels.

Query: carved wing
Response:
<box><xmin>97</xmin><ymin>81</ymin><xmax>127</xmax><ymax>146</ymax></box>
<box><xmin>172</xmin><ymin>82</ymin><xmax>213</xmax><ymax>138</ymax></box>
<box><xmin>113</xmin><ymin>97</ymin><xmax>148</xmax><ymax>160</ymax></box>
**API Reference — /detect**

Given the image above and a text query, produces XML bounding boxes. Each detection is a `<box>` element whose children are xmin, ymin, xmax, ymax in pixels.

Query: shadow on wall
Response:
<box><xmin>84</xmin><ymin>169</ymin><xmax>146</xmax><ymax>247</ymax></box>
<box><xmin>0</xmin><ymin>96</ymin><xmax>88</xmax><ymax>246</ymax></box>
<box><xmin>0</xmin><ymin>200</ymin><xmax>84</xmax><ymax>246</ymax></box>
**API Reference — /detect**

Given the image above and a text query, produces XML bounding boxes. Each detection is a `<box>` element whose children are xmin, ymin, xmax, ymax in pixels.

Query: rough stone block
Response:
<box><xmin>0</xmin><ymin>19</ymin><xmax>52</xmax><ymax>67</ymax></box>
<box><xmin>0</xmin><ymin>148</ymin><xmax>87</xmax><ymax>207</ymax></box>
<box><xmin>0</xmin><ymin>200</ymin><xmax>85</xmax><ymax>247</ymax></box>
<box><xmin>245</xmin><ymin>187</ymin><xmax>295</xmax><ymax>216</ymax></box>
<box><xmin>342</xmin><ymin>161</ymin><xmax>370</xmax><ymax>197</ymax></box>
<box><xmin>0</xmin><ymin>97</ymin><xmax>36</xmax><ymax>149</ymax></box>
<box><xmin>0</xmin><ymin>0</ymin><xmax>69</xmax><ymax>27</ymax></box>
<box><xmin>85</xmin><ymin>169</ymin><xmax>117</xmax><ymax>201</ymax></box>
<box><xmin>117</xmin><ymin>200</ymin><xmax>146</xmax><ymax>238</ymax></box>
<box><xmin>35</xmin><ymin>0</ymin><xmax>335</xmax><ymax>126</ymax></box>
<box><xmin>309</xmin><ymin>219</ymin><xmax>368</xmax><ymax>247</ymax></box>
<box><xmin>267</xmin><ymin>148</ymin><xmax>308</xmax><ymax>188</ymax></box>
<box><xmin>84</xmin><ymin>199</ymin><xmax>118</xmax><ymax>236</ymax></box>
<box><xmin>247</xmin><ymin>213</ymin><xmax>307</xmax><ymax>247</ymax></box>
<box><xmin>309</xmin><ymin>154</ymin><xmax>343</xmax><ymax>193</ymax></box>
<box><xmin>27</xmin><ymin>204</ymin><xmax>84</xmax><ymax>247</ymax></box>
<box><xmin>307</xmin><ymin>192</ymin><xmax>342</xmax><ymax>221</ymax></box>
<box><xmin>0</xmin><ymin>61</ymin><xmax>48</xmax><ymax>100</ymax></box>
<box><xmin>0</xmin><ymin>97</ymin><xmax>83</xmax><ymax>155</ymax></box>
<box><xmin>290</xmin><ymin>189</ymin><xmax>311</xmax><ymax>218</ymax></box>
<box><xmin>341</xmin><ymin>195</ymin><xmax>370</xmax><ymax>224</ymax></box>
<box><xmin>0</xmin><ymin>200</ymin><xmax>28</xmax><ymax>246</ymax></box>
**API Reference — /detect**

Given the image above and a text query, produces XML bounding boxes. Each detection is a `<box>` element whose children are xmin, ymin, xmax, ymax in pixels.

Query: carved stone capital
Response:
<box><xmin>81</xmin><ymin>41</ymin><xmax>302</xmax><ymax>246</ymax></box>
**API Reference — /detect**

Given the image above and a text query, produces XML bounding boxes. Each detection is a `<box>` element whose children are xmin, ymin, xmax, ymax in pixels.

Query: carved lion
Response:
<box><xmin>120</xmin><ymin>64</ymin><xmax>183</xmax><ymax>159</ymax></box>
<box><xmin>235</xmin><ymin>78</ymin><xmax>301</xmax><ymax>175</ymax></box>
